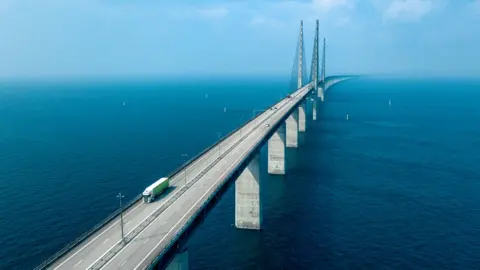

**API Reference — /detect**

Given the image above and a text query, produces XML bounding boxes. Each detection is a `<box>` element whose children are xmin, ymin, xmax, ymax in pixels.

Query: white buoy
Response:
<box><xmin>389</xmin><ymin>100</ymin><xmax>391</xmax><ymax>107</ymax></box>
<box><xmin>346</xmin><ymin>113</ymin><xmax>349</xmax><ymax>120</ymax></box>
<box><xmin>122</xmin><ymin>101</ymin><xmax>126</xmax><ymax>107</ymax></box>
<box><xmin>206</xmin><ymin>94</ymin><xmax>208</xmax><ymax>99</ymax></box>
<box><xmin>224</xmin><ymin>107</ymin><xmax>227</xmax><ymax>113</ymax></box>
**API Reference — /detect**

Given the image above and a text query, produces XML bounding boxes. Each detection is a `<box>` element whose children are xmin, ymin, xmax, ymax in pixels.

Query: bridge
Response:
<box><xmin>36</xmin><ymin>20</ymin><xmax>355</xmax><ymax>270</ymax></box>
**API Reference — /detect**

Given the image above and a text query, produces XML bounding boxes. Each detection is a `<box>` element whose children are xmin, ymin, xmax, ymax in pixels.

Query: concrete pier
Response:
<box><xmin>166</xmin><ymin>249</ymin><xmax>188</xmax><ymax>270</ymax></box>
<box><xmin>268</xmin><ymin>124</ymin><xmax>286</xmax><ymax>175</ymax></box>
<box><xmin>298</xmin><ymin>101</ymin><xmax>306</xmax><ymax>132</ymax></box>
<box><xmin>318</xmin><ymin>85</ymin><xmax>324</xmax><ymax>101</ymax></box>
<box><xmin>235</xmin><ymin>153</ymin><xmax>261</xmax><ymax>230</ymax></box>
<box><xmin>285</xmin><ymin>111</ymin><xmax>298</xmax><ymax>148</ymax></box>
<box><xmin>312</xmin><ymin>99</ymin><xmax>317</xmax><ymax>121</ymax></box>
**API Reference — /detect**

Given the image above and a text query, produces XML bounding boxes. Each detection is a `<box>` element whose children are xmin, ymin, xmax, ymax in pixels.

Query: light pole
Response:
<box><xmin>216</xmin><ymin>132</ymin><xmax>222</xmax><ymax>157</ymax></box>
<box><xmin>252</xmin><ymin>109</ymin><xmax>266</xmax><ymax>127</ymax></box>
<box><xmin>181</xmin><ymin>153</ymin><xmax>188</xmax><ymax>186</ymax></box>
<box><xmin>252</xmin><ymin>109</ymin><xmax>264</xmax><ymax>118</ymax></box>
<box><xmin>239</xmin><ymin>115</ymin><xmax>246</xmax><ymax>138</ymax></box>
<box><xmin>116</xmin><ymin>193</ymin><xmax>125</xmax><ymax>244</ymax></box>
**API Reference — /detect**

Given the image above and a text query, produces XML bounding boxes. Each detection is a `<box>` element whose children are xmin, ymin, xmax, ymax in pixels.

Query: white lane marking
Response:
<box><xmin>73</xmin><ymin>260</ymin><xmax>83</xmax><ymax>267</ymax></box>
<box><xmin>103</xmin><ymin>238</ymin><xmax>109</xmax><ymax>244</ymax></box>
<box><xmin>120</xmin><ymin>260</ymin><xmax>127</xmax><ymax>267</ymax></box>
<box><xmin>52</xmin><ymin>201</ymin><xmax>144</xmax><ymax>269</ymax></box>
<box><xmin>143</xmin><ymin>239</ymin><xmax>149</xmax><ymax>244</ymax></box>
<box><xmin>131</xmin><ymin>94</ymin><xmax>307</xmax><ymax>270</ymax></box>
<box><xmin>85</xmin><ymin>187</ymin><xmax>191</xmax><ymax>270</ymax></box>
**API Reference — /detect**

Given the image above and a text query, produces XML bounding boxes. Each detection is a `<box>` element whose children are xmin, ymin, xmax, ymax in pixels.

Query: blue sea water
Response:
<box><xmin>1</xmin><ymin>76</ymin><xmax>480</xmax><ymax>269</ymax></box>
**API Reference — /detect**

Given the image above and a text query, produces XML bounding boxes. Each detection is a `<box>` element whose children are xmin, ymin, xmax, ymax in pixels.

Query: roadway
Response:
<box><xmin>48</xmin><ymin>82</ymin><xmax>314</xmax><ymax>270</ymax></box>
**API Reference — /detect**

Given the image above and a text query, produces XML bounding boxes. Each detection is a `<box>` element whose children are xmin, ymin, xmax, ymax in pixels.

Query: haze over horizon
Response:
<box><xmin>1</xmin><ymin>0</ymin><xmax>479</xmax><ymax>78</ymax></box>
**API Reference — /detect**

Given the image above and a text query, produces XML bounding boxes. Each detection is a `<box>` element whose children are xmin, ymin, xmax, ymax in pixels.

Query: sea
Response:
<box><xmin>0</xmin><ymin>76</ymin><xmax>480</xmax><ymax>269</ymax></box>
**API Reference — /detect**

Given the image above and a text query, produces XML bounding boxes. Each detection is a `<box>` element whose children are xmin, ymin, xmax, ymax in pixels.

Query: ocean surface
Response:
<box><xmin>1</xmin><ymin>76</ymin><xmax>480</xmax><ymax>269</ymax></box>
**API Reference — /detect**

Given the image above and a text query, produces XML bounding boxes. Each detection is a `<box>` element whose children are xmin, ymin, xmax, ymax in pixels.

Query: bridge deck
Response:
<box><xmin>48</xmin><ymin>82</ymin><xmax>314</xmax><ymax>270</ymax></box>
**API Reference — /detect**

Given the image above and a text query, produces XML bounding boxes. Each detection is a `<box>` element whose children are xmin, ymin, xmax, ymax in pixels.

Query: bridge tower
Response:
<box><xmin>297</xmin><ymin>20</ymin><xmax>304</xmax><ymax>89</ymax></box>
<box><xmin>319</xmin><ymin>37</ymin><xmax>326</xmax><ymax>101</ymax></box>
<box><xmin>322</xmin><ymin>38</ymin><xmax>326</xmax><ymax>84</ymax></box>
<box><xmin>310</xmin><ymin>19</ymin><xmax>320</xmax><ymax>120</ymax></box>
<box><xmin>286</xmin><ymin>20</ymin><xmax>304</xmax><ymax>146</ymax></box>
<box><xmin>297</xmin><ymin>20</ymin><xmax>307</xmax><ymax>132</ymax></box>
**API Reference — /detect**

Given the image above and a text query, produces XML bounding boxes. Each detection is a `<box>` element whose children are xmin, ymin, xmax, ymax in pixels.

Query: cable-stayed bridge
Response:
<box><xmin>35</xmin><ymin>20</ymin><xmax>355</xmax><ymax>270</ymax></box>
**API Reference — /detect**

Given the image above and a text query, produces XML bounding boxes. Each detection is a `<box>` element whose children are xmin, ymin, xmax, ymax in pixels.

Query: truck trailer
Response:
<box><xmin>142</xmin><ymin>177</ymin><xmax>169</xmax><ymax>203</ymax></box>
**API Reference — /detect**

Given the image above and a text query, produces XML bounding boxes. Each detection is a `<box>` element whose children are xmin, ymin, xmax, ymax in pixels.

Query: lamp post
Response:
<box><xmin>181</xmin><ymin>153</ymin><xmax>188</xmax><ymax>186</ymax></box>
<box><xmin>216</xmin><ymin>132</ymin><xmax>222</xmax><ymax>158</ymax></box>
<box><xmin>238</xmin><ymin>115</ymin><xmax>246</xmax><ymax>138</ymax></box>
<box><xmin>116</xmin><ymin>193</ymin><xmax>125</xmax><ymax>244</ymax></box>
<box><xmin>252</xmin><ymin>109</ymin><xmax>264</xmax><ymax>118</ymax></box>
<box><xmin>252</xmin><ymin>109</ymin><xmax>265</xmax><ymax>127</ymax></box>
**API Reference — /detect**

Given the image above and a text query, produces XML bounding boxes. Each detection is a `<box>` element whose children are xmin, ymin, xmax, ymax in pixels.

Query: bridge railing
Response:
<box><xmin>34</xmin><ymin>80</ymin><xmax>320</xmax><ymax>270</ymax></box>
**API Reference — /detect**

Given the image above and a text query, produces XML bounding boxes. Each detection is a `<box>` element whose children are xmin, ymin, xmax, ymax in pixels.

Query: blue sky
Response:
<box><xmin>1</xmin><ymin>0</ymin><xmax>479</xmax><ymax>78</ymax></box>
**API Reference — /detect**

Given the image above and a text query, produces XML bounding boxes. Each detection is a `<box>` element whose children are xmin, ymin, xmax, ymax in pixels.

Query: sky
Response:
<box><xmin>0</xmin><ymin>0</ymin><xmax>479</xmax><ymax>78</ymax></box>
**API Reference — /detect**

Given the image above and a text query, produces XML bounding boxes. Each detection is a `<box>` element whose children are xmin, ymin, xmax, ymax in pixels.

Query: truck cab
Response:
<box><xmin>142</xmin><ymin>190</ymin><xmax>152</xmax><ymax>203</ymax></box>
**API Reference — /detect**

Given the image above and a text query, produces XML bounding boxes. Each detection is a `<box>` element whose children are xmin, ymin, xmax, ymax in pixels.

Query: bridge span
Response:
<box><xmin>35</xmin><ymin>19</ymin><xmax>355</xmax><ymax>270</ymax></box>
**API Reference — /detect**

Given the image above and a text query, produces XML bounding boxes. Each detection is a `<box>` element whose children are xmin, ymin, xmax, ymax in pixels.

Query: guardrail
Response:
<box><xmin>34</xmin><ymin>81</ymin><xmax>316</xmax><ymax>270</ymax></box>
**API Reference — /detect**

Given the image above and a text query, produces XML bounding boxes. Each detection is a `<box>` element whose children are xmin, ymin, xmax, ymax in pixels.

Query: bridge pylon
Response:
<box><xmin>289</xmin><ymin>20</ymin><xmax>308</xmax><ymax>93</ymax></box>
<box><xmin>319</xmin><ymin>37</ymin><xmax>326</xmax><ymax>101</ymax></box>
<box><xmin>297</xmin><ymin>20</ymin><xmax>305</xmax><ymax>89</ymax></box>
<box><xmin>310</xmin><ymin>19</ymin><xmax>320</xmax><ymax>120</ymax></box>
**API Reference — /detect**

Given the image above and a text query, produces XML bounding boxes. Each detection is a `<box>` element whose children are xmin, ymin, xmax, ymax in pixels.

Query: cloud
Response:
<box><xmin>250</xmin><ymin>15</ymin><xmax>283</xmax><ymax>27</ymax></box>
<box><xmin>471</xmin><ymin>0</ymin><xmax>480</xmax><ymax>13</ymax></box>
<box><xmin>335</xmin><ymin>16</ymin><xmax>350</xmax><ymax>26</ymax></box>
<box><xmin>197</xmin><ymin>6</ymin><xmax>229</xmax><ymax>18</ymax></box>
<box><xmin>311</xmin><ymin>0</ymin><xmax>355</xmax><ymax>12</ymax></box>
<box><xmin>245</xmin><ymin>0</ymin><xmax>356</xmax><ymax>30</ymax></box>
<box><xmin>383</xmin><ymin>0</ymin><xmax>433</xmax><ymax>21</ymax></box>
<box><xmin>274</xmin><ymin>0</ymin><xmax>354</xmax><ymax>14</ymax></box>
<box><xmin>0</xmin><ymin>0</ymin><xmax>15</xmax><ymax>13</ymax></box>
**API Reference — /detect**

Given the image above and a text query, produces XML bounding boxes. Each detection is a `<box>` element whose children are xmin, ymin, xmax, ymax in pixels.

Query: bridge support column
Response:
<box><xmin>318</xmin><ymin>85</ymin><xmax>324</xmax><ymax>102</ymax></box>
<box><xmin>268</xmin><ymin>124</ymin><xmax>286</xmax><ymax>175</ymax></box>
<box><xmin>235</xmin><ymin>153</ymin><xmax>261</xmax><ymax>230</ymax></box>
<box><xmin>298</xmin><ymin>101</ymin><xmax>306</xmax><ymax>132</ymax></box>
<box><xmin>166</xmin><ymin>248</ymin><xmax>189</xmax><ymax>270</ymax></box>
<box><xmin>285</xmin><ymin>111</ymin><xmax>298</xmax><ymax>148</ymax></box>
<box><xmin>312</xmin><ymin>99</ymin><xmax>317</xmax><ymax>121</ymax></box>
